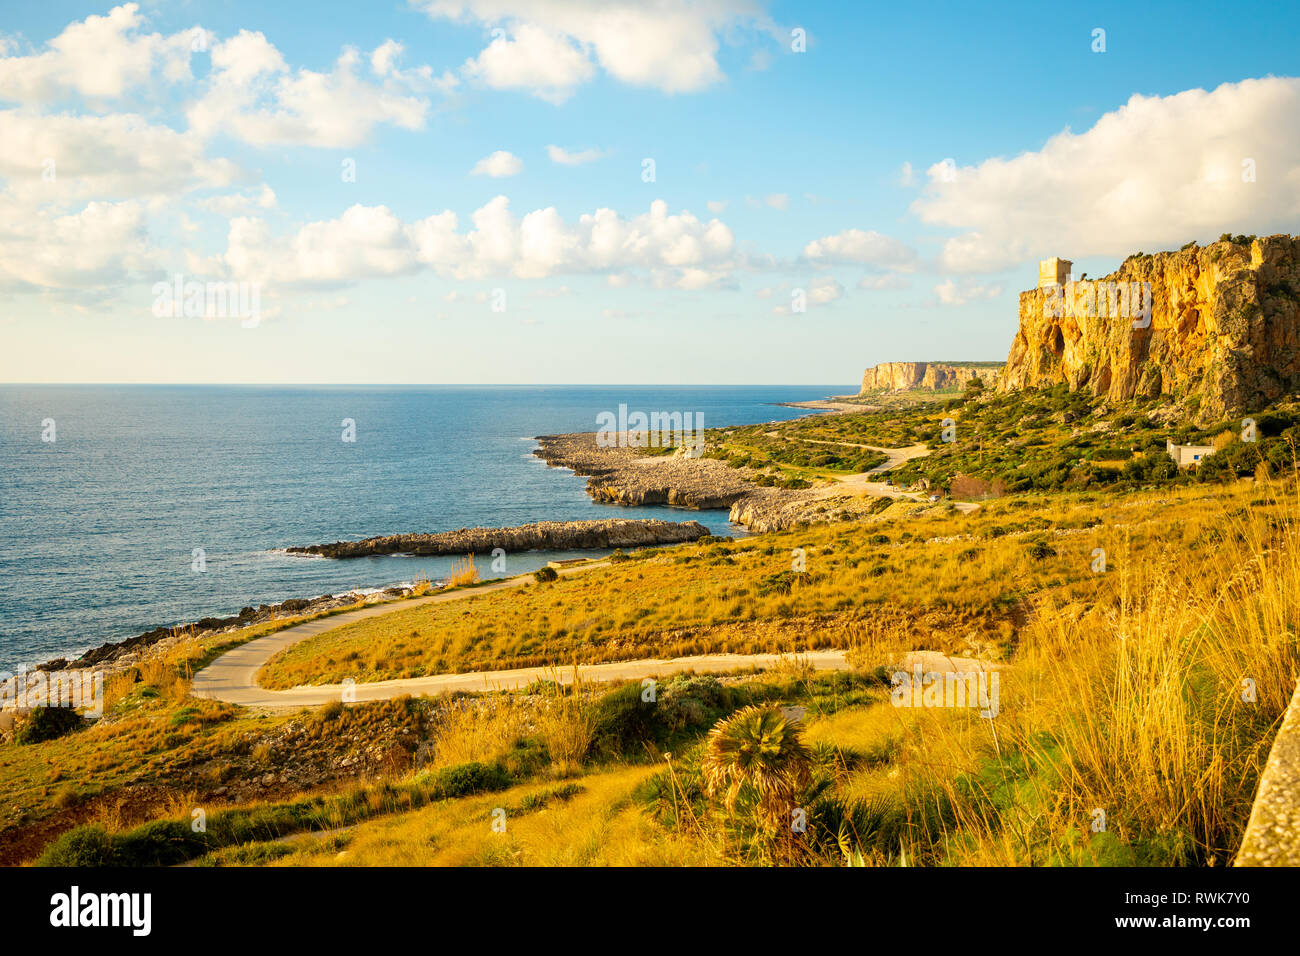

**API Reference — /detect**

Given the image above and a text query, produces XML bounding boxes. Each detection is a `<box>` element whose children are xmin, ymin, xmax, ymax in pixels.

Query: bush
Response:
<box><xmin>1027</xmin><ymin>539</ymin><xmax>1058</xmax><ymax>560</ymax></box>
<box><xmin>533</xmin><ymin>566</ymin><xmax>559</xmax><ymax>583</ymax></box>
<box><xmin>590</xmin><ymin>682</ymin><xmax>658</xmax><ymax>757</ymax></box>
<box><xmin>17</xmin><ymin>706</ymin><xmax>84</xmax><ymax>744</ymax></box>
<box><xmin>426</xmin><ymin>761</ymin><xmax>511</xmax><ymax>799</ymax></box>
<box><xmin>37</xmin><ymin>825</ymin><xmax>118</xmax><ymax>867</ymax></box>
<box><xmin>115</xmin><ymin>820</ymin><xmax>209</xmax><ymax>866</ymax></box>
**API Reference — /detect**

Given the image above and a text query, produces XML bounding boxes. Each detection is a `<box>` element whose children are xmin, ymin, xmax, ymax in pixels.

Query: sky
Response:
<box><xmin>1</xmin><ymin>0</ymin><xmax>1298</xmax><ymax>385</ymax></box>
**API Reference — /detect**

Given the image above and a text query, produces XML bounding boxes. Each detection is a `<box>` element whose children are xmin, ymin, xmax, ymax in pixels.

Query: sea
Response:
<box><xmin>0</xmin><ymin>385</ymin><xmax>849</xmax><ymax>673</ymax></box>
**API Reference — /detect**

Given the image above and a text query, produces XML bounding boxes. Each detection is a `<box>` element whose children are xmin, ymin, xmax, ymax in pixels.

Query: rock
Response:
<box><xmin>1001</xmin><ymin>235</ymin><xmax>1300</xmax><ymax>422</ymax></box>
<box><xmin>288</xmin><ymin>517</ymin><xmax>710</xmax><ymax>558</ymax></box>
<box><xmin>861</xmin><ymin>362</ymin><xmax>1001</xmax><ymax>393</ymax></box>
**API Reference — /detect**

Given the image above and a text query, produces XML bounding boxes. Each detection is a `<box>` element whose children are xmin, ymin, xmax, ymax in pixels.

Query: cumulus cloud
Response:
<box><xmin>546</xmin><ymin>144</ymin><xmax>604</xmax><ymax>165</ymax></box>
<box><xmin>471</xmin><ymin>150</ymin><xmax>524</xmax><ymax>177</ymax></box>
<box><xmin>802</xmin><ymin>228</ymin><xmax>917</xmax><ymax>269</ymax></box>
<box><xmin>912</xmin><ymin>76</ymin><xmax>1300</xmax><ymax>273</ymax></box>
<box><xmin>423</xmin><ymin>0</ymin><xmax>778</xmax><ymax>96</ymax></box>
<box><xmin>221</xmin><ymin>197</ymin><xmax>736</xmax><ymax>287</ymax></box>
<box><xmin>0</xmin><ymin>3</ymin><xmax>198</xmax><ymax>104</ymax></box>
<box><xmin>0</xmin><ymin>110</ymin><xmax>247</xmax><ymax>200</ymax></box>
<box><xmin>0</xmin><ymin>195</ymin><xmax>154</xmax><ymax>292</ymax></box>
<box><xmin>186</xmin><ymin>31</ymin><xmax>444</xmax><ymax>148</ymax></box>
<box><xmin>197</xmin><ymin>185</ymin><xmax>277</xmax><ymax>216</ymax></box>
<box><xmin>462</xmin><ymin>24</ymin><xmax>593</xmax><ymax>103</ymax></box>
<box><xmin>933</xmin><ymin>278</ymin><xmax>1002</xmax><ymax>306</ymax></box>
<box><xmin>807</xmin><ymin>275</ymin><xmax>843</xmax><ymax>304</ymax></box>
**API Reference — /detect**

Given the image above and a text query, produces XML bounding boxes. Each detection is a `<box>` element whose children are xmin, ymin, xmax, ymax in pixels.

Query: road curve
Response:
<box><xmin>191</xmin><ymin>563</ymin><xmax>850</xmax><ymax>709</ymax></box>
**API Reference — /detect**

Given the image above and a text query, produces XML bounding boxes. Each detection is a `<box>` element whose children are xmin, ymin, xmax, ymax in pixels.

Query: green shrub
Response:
<box><xmin>37</xmin><ymin>825</ymin><xmax>117</xmax><ymax>867</ymax></box>
<box><xmin>533</xmin><ymin>566</ymin><xmax>559</xmax><ymax>583</ymax></box>
<box><xmin>115</xmin><ymin>820</ymin><xmax>210</xmax><ymax>866</ymax></box>
<box><xmin>17</xmin><ymin>706</ymin><xmax>84</xmax><ymax>744</ymax></box>
<box><xmin>426</xmin><ymin>761</ymin><xmax>511</xmax><ymax>799</ymax></box>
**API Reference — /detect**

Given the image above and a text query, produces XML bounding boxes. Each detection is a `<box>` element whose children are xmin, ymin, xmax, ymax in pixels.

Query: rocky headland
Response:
<box><xmin>860</xmin><ymin>361</ymin><xmax>1002</xmax><ymax>393</ymax></box>
<box><xmin>534</xmin><ymin>432</ymin><xmax>920</xmax><ymax>534</ymax></box>
<box><xmin>1002</xmin><ymin>235</ymin><xmax>1300</xmax><ymax>421</ymax></box>
<box><xmin>287</xmin><ymin>517</ymin><xmax>711</xmax><ymax>558</ymax></box>
<box><xmin>533</xmin><ymin>433</ymin><xmax>757</xmax><ymax>508</ymax></box>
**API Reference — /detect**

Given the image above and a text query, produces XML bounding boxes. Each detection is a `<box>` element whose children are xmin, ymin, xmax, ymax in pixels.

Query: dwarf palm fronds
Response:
<box><xmin>702</xmin><ymin>705</ymin><xmax>811</xmax><ymax>834</ymax></box>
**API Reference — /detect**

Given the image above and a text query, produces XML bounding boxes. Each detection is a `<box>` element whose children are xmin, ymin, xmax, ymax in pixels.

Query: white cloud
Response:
<box><xmin>706</xmin><ymin>199</ymin><xmax>727</xmax><ymax>214</ymax></box>
<box><xmin>0</xmin><ymin>110</ymin><xmax>246</xmax><ymax>200</ymax></box>
<box><xmin>858</xmin><ymin>273</ymin><xmax>910</xmax><ymax>291</ymax></box>
<box><xmin>471</xmin><ymin>150</ymin><xmax>524</xmax><ymax>177</ymax></box>
<box><xmin>911</xmin><ymin>76</ymin><xmax>1300</xmax><ymax>272</ymax></box>
<box><xmin>186</xmin><ymin>32</ymin><xmax>439</xmax><ymax>148</ymax></box>
<box><xmin>0</xmin><ymin>196</ymin><xmax>154</xmax><ymax>292</ymax></box>
<box><xmin>808</xmin><ymin>275</ymin><xmax>843</xmax><ymax>304</ymax></box>
<box><xmin>0</xmin><ymin>4</ymin><xmax>198</xmax><ymax>104</ymax></box>
<box><xmin>546</xmin><ymin>144</ymin><xmax>604</xmax><ymax>165</ymax></box>
<box><xmin>462</xmin><ymin>24</ymin><xmax>593</xmax><ymax>103</ymax></box>
<box><xmin>765</xmin><ymin>193</ymin><xmax>789</xmax><ymax>210</ymax></box>
<box><xmin>197</xmin><ymin>185</ymin><xmax>277</xmax><ymax>216</ymax></box>
<box><xmin>933</xmin><ymin>278</ymin><xmax>1002</xmax><ymax>306</ymax></box>
<box><xmin>423</xmin><ymin>0</ymin><xmax>777</xmax><ymax>96</ymax></box>
<box><xmin>802</xmin><ymin>228</ymin><xmax>917</xmax><ymax>268</ymax></box>
<box><xmin>899</xmin><ymin>161</ymin><xmax>914</xmax><ymax>186</ymax></box>
<box><xmin>222</xmin><ymin>197</ymin><xmax>737</xmax><ymax>287</ymax></box>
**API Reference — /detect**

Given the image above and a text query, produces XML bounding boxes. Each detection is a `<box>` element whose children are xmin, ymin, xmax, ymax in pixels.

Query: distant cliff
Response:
<box><xmin>860</xmin><ymin>362</ymin><xmax>1002</xmax><ymax>393</ymax></box>
<box><xmin>1001</xmin><ymin>235</ymin><xmax>1300</xmax><ymax>421</ymax></box>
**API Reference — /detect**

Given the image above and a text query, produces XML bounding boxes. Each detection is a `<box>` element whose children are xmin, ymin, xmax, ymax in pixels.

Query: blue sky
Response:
<box><xmin>1</xmin><ymin>0</ymin><xmax>1298</xmax><ymax>384</ymax></box>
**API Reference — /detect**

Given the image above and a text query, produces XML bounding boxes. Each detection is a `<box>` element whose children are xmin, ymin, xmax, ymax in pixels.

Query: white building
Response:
<box><xmin>1167</xmin><ymin>440</ymin><xmax>1216</xmax><ymax>468</ymax></box>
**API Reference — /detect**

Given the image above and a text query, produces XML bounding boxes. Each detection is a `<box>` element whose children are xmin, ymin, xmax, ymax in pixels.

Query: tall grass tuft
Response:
<box><xmin>447</xmin><ymin>555</ymin><xmax>480</xmax><ymax>588</ymax></box>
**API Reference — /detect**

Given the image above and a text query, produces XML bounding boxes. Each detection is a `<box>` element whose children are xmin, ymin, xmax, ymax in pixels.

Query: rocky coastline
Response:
<box><xmin>287</xmin><ymin>517</ymin><xmax>711</xmax><ymax>559</ymax></box>
<box><xmin>533</xmin><ymin>432</ymin><xmax>757</xmax><ymax>508</ymax></box>
<box><xmin>533</xmin><ymin>430</ymin><xmax>909</xmax><ymax>534</ymax></box>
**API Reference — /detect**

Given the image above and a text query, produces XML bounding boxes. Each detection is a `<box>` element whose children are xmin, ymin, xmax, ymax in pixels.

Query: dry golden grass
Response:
<box><xmin>828</xmin><ymin>478</ymin><xmax>1300</xmax><ymax>866</ymax></box>
<box><xmin>532</xmin><ymin>670</ymin><xmax>597</xmax><ymax>775</ymax></box>
<box><xmin>259</xmin><ymin>481</ymin><xmax>1280</xmax><ymax>690</ymax></box>
<box><xmin>447</xmin><ymin>555</ymin><xmax>480</xmax><ymax>588</ymax></box>
<box><xmin>260</xmin><ymin>766</ymin><xmax>716</xmax><ymax>867</ymax></box>
<box><xmin>427</xmin><ymin>700</ymin><xmax>530</xmax><ymax>769</ymax></box>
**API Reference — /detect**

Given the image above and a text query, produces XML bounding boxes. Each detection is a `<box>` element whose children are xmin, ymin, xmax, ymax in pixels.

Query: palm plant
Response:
<box><xmin>701</xmin><ymin>705</ymin><xmax>812</xmax><ymax>837</ymax></box>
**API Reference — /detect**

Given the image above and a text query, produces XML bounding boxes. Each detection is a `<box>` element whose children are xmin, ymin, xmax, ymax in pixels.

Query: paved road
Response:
<box><xmin>191</xmin><ymin>562</ymin><xmax>850</xmax><ymax>709</ymax></box>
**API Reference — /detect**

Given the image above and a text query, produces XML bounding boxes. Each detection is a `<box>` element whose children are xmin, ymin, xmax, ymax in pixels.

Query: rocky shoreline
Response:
<box><xmin>533</xmin><ymin>430</ymin><xmax>909</xmax><ymax>534</ymax></box>
<box><xmin>287</xmin><ymin>517</ymin><xmax>711</xmax><ymax>559</ymax></box>
<box><xmin>534</xmin><ymin>432</ymin><xmax>757</xmax><ymax>508</ymax></box>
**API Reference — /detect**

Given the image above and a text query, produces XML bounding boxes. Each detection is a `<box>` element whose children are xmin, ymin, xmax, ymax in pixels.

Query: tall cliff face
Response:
<box><xmin>860</xmin><ymin>362</ymin><xmax>1001</xmax><ymax>393</ymax></box>
<box><xmin>1001</xmin><ymin>236</ymin><xmax>1300</xmax><ymax>421</ymax></box>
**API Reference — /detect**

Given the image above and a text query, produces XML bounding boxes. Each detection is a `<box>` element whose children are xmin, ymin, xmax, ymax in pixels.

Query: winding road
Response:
<box><xmin>191</xmin><ymin>561</ymin><xmax>850</xmax><ymax>709</ymax></box>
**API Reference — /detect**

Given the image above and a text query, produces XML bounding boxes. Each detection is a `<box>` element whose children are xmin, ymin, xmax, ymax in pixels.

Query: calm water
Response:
<box><xmin>0</xmin><ymin>385</ymin><xmax>847</xmax><ymax>672</ymax></box>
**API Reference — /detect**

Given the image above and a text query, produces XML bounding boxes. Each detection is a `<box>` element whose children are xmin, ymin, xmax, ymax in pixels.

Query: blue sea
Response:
<box><xmin>0</xmin><ymin>385</ymin><xmax>848</xmax><ymax>672</ymax></box>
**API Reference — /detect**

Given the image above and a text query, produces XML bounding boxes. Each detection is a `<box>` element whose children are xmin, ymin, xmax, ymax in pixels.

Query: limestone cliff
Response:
<box><xmin>860</xmin><ymin>361</ymin><xmax>1001</xmax><ymax>393</ymax></box>
<box><xmin>1001</xmin><ymin>236</ymin><xmax>1300</xmax><ymax>421</ymax></box>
